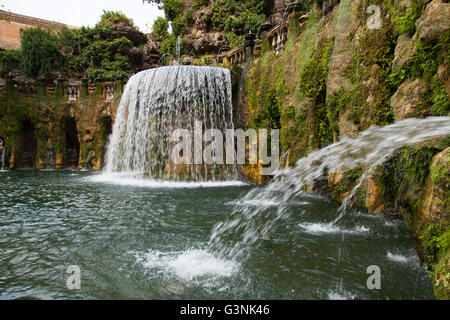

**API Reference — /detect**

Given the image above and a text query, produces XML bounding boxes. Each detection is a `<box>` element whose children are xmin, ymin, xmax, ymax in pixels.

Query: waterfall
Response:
<box><xmin>209</xmin><ymin>117</ymin><xmax>450</xmax><ymax>260</ymax></box>
<box><xmin>103</xmin><ymin>66</ymin><xmax>236</xmax><ymax>181</ymax></box>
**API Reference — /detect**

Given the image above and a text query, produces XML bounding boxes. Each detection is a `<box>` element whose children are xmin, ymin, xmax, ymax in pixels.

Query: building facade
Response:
<box><xmin>0</xmin><ymin>10</ymin><xmax>75</xmax><ymax>50</ymax></box>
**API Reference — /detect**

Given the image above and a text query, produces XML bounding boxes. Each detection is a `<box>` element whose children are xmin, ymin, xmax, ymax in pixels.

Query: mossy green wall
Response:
<box><xmin>0</xmin><ymin>80</ymin><xmax>122</xmax><ymax>169</ymax></box>
<box><xmin>242</xmin><ymin>0</ymin><xmax>450</xmax><ymax>299</ymax></box>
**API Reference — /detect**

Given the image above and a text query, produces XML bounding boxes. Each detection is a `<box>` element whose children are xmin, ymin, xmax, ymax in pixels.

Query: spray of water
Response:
<box><xmin>103</xmin><ymin>66</ymin><xmax>235</xmax><ymax>181</ymax></box>
<box><xmin>209</xmin><ymin>117</ymin><xmax>450</xmax><ymax>260</ymax></box>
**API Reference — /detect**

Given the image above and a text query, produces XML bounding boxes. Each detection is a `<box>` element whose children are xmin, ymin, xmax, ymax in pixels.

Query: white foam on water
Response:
<box><xmin>237</xmin><ymin>199</ymin><xmax>280</xmax><ymax>207</ymax></box>
<box><xmin>299</xmin><ymin>223</ymin><xmax>370</xmax><ymax>235</ymax></box>
<box><xmin>135</xmin><ymin>249</ymin><xmax>239</xmax><ymax>281</ymax></box>
<box><xmin>327</xmin><ymin>290</ymin><xmax>357</xmax><ymax>300</ymax></box>
<box><xmin>87</xmin><ymin>173</ymin><xmax>247</xmax><ymax>189</ymax></box>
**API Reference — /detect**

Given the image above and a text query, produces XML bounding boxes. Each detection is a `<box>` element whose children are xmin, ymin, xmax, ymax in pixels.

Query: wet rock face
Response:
<box><xmin>416</xmin><ymin>0</ymin><xmax>450</xmax><ymax>42</ymax></box>
<box><xmin>265</xmin><ymin>0</ymin><xmax>291</xmax><ymax>25</ymax></box>
<box><xmin>190</xmin><ymin>32</ymin><xmax>227</xmax><ymax>55</ymax></box>
<box><xmin>437</xmin><ymin>64</ymin><xmax>450</xmax><ymax>97</ymax></box>
<box><xmin>418</xmin><ymin>147</ymin><xmax>449</xmax><ymax>300</ymax></box>
<box><xmin>143</xmin><ymin>35</ymin><xmax>162</xmax><ymax>69</ymax></box>
<box><xmin>110</xmin><ymin>21</ymin><xmax>148</xmax><ymax>47</ymax></box>
<box><xmin>419</xmin><ymin>147</ymin><xmax>450</xmax><ymax>225</ymax></box>
<box><xmin>191</xmin><ymin>9</ymin><xmax>209</xmax><ymax>33</ymax></box>
<box><xmin>391</xmin><ymin>78</ymin><xmax>428</xmax><ymax>120</ymax></box>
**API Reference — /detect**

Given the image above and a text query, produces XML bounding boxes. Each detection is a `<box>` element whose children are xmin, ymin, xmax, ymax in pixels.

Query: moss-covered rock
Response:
<box><xmin>0</xmin><ymin>80</ymin><xmax>121</xmax><ymax>170</ymax></box>
<box><xmin>391</xmin><ymin>78</ymin><xmax>429</xmax><ymax>120</ymax></box>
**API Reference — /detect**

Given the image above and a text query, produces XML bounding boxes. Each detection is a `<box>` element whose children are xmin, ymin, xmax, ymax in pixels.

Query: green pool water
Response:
<box><xmin>0</xmin><ymin>171</ymin><xmax>434</xmax><ymax>300</ymax></box>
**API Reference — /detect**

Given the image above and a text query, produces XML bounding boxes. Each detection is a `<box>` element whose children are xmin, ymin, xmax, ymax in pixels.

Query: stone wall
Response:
<box><xmin>0</xmin><ymin>78</ymin><xmax>122</xmax><ymax>170</ymax></box>
<box><xmin>236</xmin><ymin>0</ymin><xmax>449</xmax><ymax>299</ymax></box>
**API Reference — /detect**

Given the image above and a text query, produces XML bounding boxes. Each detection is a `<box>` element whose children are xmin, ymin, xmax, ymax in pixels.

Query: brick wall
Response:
<box><xmin>0</xmin><ymin>10</ymin><xmax>75</xmax><ymax>50</ymax></box>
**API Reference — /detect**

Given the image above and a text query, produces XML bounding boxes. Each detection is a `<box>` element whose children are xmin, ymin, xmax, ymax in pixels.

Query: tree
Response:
<box><xmin>21</xmin><ymin>28</ymin><xmax>63</xmax><ymax>77</ymax></box>
<box><xmin>97</xmin><ymin>10</ymin><xmax>134</xmax><ymax>27</ymax></box>
<box><xmin>162</xmin><ymin>0</ymin><xmax>184</xmax><ymax>21</ymax></box>
<box><xmin>152</xmin><ymin>17</ymin><xmax>169</xmax><ymax>40</ymax></box>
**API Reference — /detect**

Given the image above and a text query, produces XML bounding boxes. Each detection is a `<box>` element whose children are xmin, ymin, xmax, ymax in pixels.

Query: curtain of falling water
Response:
<box><xmin>104</xmin><ymin>66</ymin><xmax>235</xmax><ymax>180</ymax></box>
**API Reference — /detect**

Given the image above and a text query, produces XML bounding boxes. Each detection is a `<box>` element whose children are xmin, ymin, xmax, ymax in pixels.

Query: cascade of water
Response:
<box><xmin>84</xmin><ymin>150</ymin><xmax>94</xmax><ymax>171</ymax></box>
<box><xmin>209</xmin><ymin>117</ymin><xmax>450</xmax><ymax>260</ymax></box>
<box><xmin>103</xmin><ymin>66</ymin><xmax>236</xmax><ymax>181</ymax></box>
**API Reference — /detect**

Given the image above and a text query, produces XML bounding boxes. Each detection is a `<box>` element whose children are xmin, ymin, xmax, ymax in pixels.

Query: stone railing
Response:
<box><xmin>218</xmin><ymin>46</ymin><xmax>247</xmax><ymax>65</ymax></box>
<box><xmin>217</xmin><ymin>12</ymin><xmax>309</xmax><ymax>65</ymax></box>
<box><xmin>266</xmin><ymin>22</ymin><xmax>289</xmax><ymax>55</ymax></box>
<box><xmin>0</xmin><ymin>77</ymin><xmax>121</xmax><ymax>102</ymax></box>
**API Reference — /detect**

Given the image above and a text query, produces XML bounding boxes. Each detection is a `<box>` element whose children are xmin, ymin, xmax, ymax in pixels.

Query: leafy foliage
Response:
<box><xmin>4</xmin><ymin>11</ymin><xmax>141</xmax><ymax>81</ymax></box>
<box><xmin>211</xmin><ymin>0</ymin><xmax>266</xmax><ymax>34</ymax></box>
<box><xmin>299</xmin><ymin>39</ymin><xmax>335</xmax><ymax>147</ymax></box>
<box><xmin>152</xmin><ymin>17</ymin><xmax>169</xmax><ymax>40</ymax></box>
<box><xmin>160</xmin><ymin>34</ymin><xmax>178</xmax><ymax>58</ymax></box>
<box><xmin>21</xmin><ymin>28</ymin><xmax>64</xmax><ymax>77</ymax></box>
<box><xmin>97</xmin><ymin>10</ymin><xmax>134</xmax><ymax>27</ymax></box>
<box><xmin>0</xmin><ymin>50</ymin><xmax>22</xmax><ymax>73</ymax></box>
<box><xmin>163</xmin><ymin>0</ymin><xmax>185</xmax><ymax>21</ymax></box>
<box><xmin>389</xmin><ymin>31</ymin><xmax>450</xmax><ymax>116</ymax></box>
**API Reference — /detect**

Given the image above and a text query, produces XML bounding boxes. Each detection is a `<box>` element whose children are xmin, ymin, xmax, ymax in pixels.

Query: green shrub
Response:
<box><xmin>193</xmin><ymin>0</ymin><xmax>209</xmax><ymax>10</ymax></box>
<box><xmin>211</xmin><ymin>0</ymin><xmax>266</xmax><ymax>34</ymax></box>
<box><xmin>0</xmin><ymin>50</ymin><xmax>22</xmax><ymax>73</ymax></box>
<box><xmin>163</xmin><ymin>0</ymin><xmax>185</xmax><ymax>21</ymax></box>
<box><xmin>161</xmin><ymin>35</ymin><xmax>178</xmax><ymax>57</ymax></box>
<box><xmin>225</xmin><ymin>32</ymin><xmax>244</xmax><ymax>48</ymax></box>
<box><xmin>152</xmin><ymin>17</ymin><xmax>169</xmax><ymax>40</ymax></box>
<box><xmin>394</xmin><ymin>1</ymin><xmax>425</xmax><ymax>36</ymax></box>
<box><xmin>21</xmin><ymin>28</ymin><xmax>64</xmax><ymax>77</ymax></box>
<box><xmin>282</xmin><ymin>106</ymin><xmax>296</xmax><ymax>120</ymax></box>
<box><xmin>393</xmin><ymin>31</ymin><xmax>450</xmax><ymax>116</ymax></box>
<box><xmin>0</xmin><ymin>10</ymin><xmax>140</xmax><ymax>79</ymax></box>
<box><xmin>97</xmin><ymin>10</ymin><xmax>134</xmax><ymax>27</ymax></box>
<box><xmin>172</xmin><ymin>17</ymin><xmax>187</xmax><ymax>36</ymax></box>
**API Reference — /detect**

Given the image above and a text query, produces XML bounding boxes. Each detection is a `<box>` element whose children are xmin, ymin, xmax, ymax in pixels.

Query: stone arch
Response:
<box><xmin>15</xmin><ymin>119</ymin><xmax>37</xmax><ymax>169</ymax></box>
<box><xmin>64</xmin><ymin>117</ymin><xmax>80</xmax><ymax>168</ymax></box>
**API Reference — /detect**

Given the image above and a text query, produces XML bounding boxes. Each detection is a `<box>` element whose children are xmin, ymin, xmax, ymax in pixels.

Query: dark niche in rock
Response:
<box><xmin>64</xmin><ymin>117</ymin><xmax>80</xmax><ymax>168</ymax></box>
